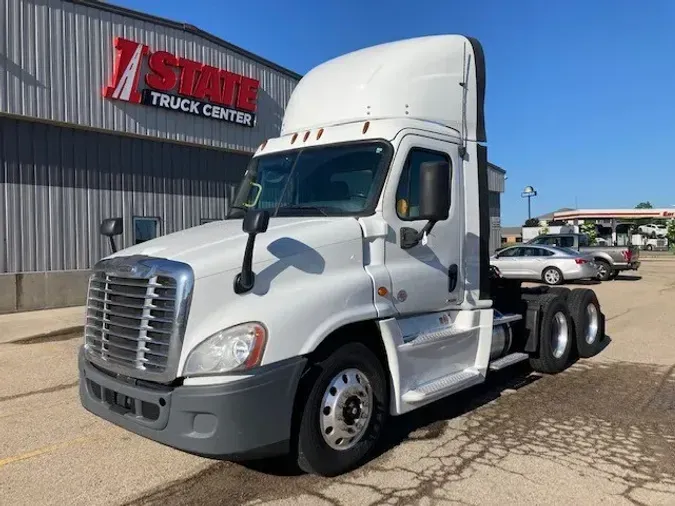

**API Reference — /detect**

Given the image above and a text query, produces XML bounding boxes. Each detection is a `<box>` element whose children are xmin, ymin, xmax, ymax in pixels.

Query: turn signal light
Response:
<box><xmin>291</xmin><ymin>133</ymin><xmax>298</xmax><ymax>144</ymax></box>
<box><xmin>317</xmin><ymin>128</ymin><xmax>324</xmax><ymax>140</ymax></box>
<box><xmin>575</xmin><ymin>258</ymin><xmax>587</xmax><ymax>264</ymax></box>
<box><xmin>377</xmin><ymin>286</ymin><xmax>388</xmax><ymax>297</ymax></box>
<box><xmin>303</xmin><ymin>131</ymin><xmax>310</xmax><ymax>142</ymax></box>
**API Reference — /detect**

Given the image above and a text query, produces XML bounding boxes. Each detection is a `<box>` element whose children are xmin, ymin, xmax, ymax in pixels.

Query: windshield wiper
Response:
<box><xmin>279</xmin><ymin>205</ymin><xmax>329</xmax><ymax>216</ymax></box>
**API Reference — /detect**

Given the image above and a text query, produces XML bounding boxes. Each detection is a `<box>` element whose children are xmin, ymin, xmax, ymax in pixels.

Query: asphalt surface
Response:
<box><xmin>2</xmin><ymin>257</ymin><xmax>675</xmax><ymax>505</ymax></box>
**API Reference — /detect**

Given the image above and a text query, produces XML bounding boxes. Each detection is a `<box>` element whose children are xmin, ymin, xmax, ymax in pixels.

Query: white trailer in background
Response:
<box><xmin>79</xmin><ymin>35</ymin><xmax>609</xmax><ymax>477</ymax></box>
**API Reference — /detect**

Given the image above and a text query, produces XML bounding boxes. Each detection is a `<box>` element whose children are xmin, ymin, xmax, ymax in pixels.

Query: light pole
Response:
<box><xmin>521</xmin><ymin>186</ymin><xmax>537</xmax><ymax>220</ymax></box>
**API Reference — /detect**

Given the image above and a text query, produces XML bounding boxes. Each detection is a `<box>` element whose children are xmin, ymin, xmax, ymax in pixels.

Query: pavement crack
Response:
<box><xmin>606</xmin><ymin>309</ymin><xmax>631</xmax><ymax>322</ymax></box>
<box><xmin>0</xmin><ymin>381</ymin><xmax>79</xmax><ymax>403</ymax></box>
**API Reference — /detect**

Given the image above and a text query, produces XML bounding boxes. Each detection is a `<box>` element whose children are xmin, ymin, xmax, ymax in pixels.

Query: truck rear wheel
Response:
<box><xmin>296</xmin><ymin>342</ymin><xmax>388</xmax><ymax>477</ymax></box>
<box><xmin>529</xmin><ymin>293</ymin><xmax>574</xmax><ymax>374</ymax></box>
<box><xmin>595</xmin><ymin>260</ymin><xmax>612</xmax><ymax>281</ymax></box>
<box><xmin>567</xmin><ymin>289</ymin><xmax>603</xmax><ymax>358</ymax></box>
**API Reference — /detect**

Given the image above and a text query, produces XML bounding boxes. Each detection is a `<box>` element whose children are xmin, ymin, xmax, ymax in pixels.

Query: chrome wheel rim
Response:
<box><xmin>585</xmin><ymin>303</ymin><xmax>599</xmax><ymax>344</ymax></box>
<box><xmin>597</xmin><ymin>264</ymin><xmax>607</xmax><ymax>278</ymax></box>
<box><xmin>320</xmin><ymin>368</ymin><xmax>373</xmax><ymax>451</ymax></box>
<box><xmin>545</xmin><ymin>269</ymin><xmax>560</xmax><ymax>284</ymax></box>
<box><xmin>551</xmin><ymin>311</ymin><xmax>569</xmax><ymax>358</ymax></box>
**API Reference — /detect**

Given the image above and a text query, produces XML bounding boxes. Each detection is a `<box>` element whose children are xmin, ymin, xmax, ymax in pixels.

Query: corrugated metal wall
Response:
<box><xmin>0</xmin><ymin>116</ymin><xmax>249</xmax><ymax>273</ymax></box>
<box><xmin>487</xmin><ymin>166</ymin><xmax>505</xmax><ymax>193</ymax></box>
<box><xmin>488</xmin><ymin>191</ymin><xmax>501</xmax><ymax>254</ymax></box>
<box><xmin>0</xmin><ymin>0</ymin><xmax>298</xmax><ymax>152</ymax></box>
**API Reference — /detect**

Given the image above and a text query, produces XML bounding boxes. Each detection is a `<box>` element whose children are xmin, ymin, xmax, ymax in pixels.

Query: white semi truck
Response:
<box><xmin>79</xmin><ymin>34</ymin><xmax>607</xmax><ymax>477</ymax></box>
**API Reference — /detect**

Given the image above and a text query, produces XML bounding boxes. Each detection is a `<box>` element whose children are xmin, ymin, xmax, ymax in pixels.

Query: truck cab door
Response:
<box><xmin>382</xmin><ymin>135</ymin><xmax>463</xmax><ymax>315</ymax></box>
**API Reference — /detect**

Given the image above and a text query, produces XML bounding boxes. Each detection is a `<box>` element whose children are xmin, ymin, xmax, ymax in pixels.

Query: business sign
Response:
<box><xmin>104</xmin><ymin>37</ymin><xmax>258</xmax><ymax>128</ymax></box>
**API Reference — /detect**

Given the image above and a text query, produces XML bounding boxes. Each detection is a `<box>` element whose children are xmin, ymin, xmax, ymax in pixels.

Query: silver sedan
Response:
<box><xmin>491</xmin><ymin>245</ymin><xmax>599</xmax><ymax>285</ymax></box>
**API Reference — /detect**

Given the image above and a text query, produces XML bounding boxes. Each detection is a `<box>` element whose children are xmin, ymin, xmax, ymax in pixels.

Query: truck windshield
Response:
<box><xmin>228</xmin><ymin>141</ymin><xmax>393</xmax><ymax>218</ymax></box>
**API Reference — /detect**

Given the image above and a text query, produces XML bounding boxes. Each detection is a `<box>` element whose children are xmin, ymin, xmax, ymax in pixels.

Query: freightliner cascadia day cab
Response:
<box><xmin>79</xmin><ymin>34</ymin><xmax>608</xmax><ymax>476</ymax></box>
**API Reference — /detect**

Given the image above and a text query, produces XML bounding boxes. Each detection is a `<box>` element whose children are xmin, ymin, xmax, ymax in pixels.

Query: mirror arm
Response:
<box><xmin>419</xmin><ymin>219</ymin><xmax>437</xmax><ymax>239</ymax></box>
<box><xmin>400</xmin><ymin>219</ymin><xmax>438</xmax><ymax>250</ymax></box>
<box><xmin>108</xmin><ymin>236</ymin><xmax>118</xmax><ymax>254</ymax></box>
<box><xmin>234</xmin><ymin>233</ymin><xmax>257</xmax><ymax>294</ymax></box>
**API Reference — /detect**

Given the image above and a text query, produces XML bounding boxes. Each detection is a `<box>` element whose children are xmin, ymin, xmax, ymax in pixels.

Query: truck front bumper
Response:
<box><xmin>78</xmin><ymin>347</ymin><xmax>307</xmax><ymax>460</ymax></box>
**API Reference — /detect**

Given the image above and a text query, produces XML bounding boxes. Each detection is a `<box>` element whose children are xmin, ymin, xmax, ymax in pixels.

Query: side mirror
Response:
<box><xmin>400</xmin><ymin>161</ymin><xmax>450</xmax><ymax>249</ymax></box>
<box><xmin>418</xmin><ymin>161</ymin><xmax>450</xmax><ymax>221</ymax></box>
<box><xmin>234</xmin><ymin>210</ymin><xmax>270</xmax><ymax>294</ymax></box>
<box><xmin>100</xmin><ymin>218</ymin><xmax>123</xmax><ymax>253</ymax></box>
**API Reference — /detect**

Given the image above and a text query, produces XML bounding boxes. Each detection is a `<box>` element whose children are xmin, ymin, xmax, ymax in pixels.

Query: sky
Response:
<box><xmin>111</xmin><ymin>0</ymin><xmax>675</xmax><ymax>226</ymax></box>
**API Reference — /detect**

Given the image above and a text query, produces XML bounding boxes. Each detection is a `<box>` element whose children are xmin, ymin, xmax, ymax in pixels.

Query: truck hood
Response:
<box><xmin>106</xmin><ymin>217</ymin><xmax>365</xmax><ymax>279</ymax></box>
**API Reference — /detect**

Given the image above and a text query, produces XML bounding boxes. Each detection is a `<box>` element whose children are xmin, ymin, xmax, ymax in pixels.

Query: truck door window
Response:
<box><xmin>396</xmin><ymin>148</ymin><xmax>451</xmax><ymax>220</ymax></box>
<box><xmin>559</xmin><ymin>236</ymin><xmax>575</xmax><ymax>248</ymax></box>
<box><xmin>578</xmin><ymin>235</ymin><xmax>589</xmax><ymax>247</ymax></box>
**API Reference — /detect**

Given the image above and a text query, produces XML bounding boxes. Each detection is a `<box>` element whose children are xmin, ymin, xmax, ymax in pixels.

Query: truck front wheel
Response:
<box><xmin>296</xmin><ymin>342</ymin><xmax>388</xmax><ymax>476</ymax></box>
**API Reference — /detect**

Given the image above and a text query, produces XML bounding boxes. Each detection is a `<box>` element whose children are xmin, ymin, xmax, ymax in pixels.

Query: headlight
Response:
<box><xmin>183</xmin><ymin>322</ymin><xmax>267</xmax><ymax>376</ymax></box>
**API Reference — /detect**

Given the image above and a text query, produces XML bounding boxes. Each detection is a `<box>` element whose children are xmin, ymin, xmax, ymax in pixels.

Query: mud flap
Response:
<box><xmin>523</xmin><ymin>304</ymin><xmax>541</xmax><ymax>353</ymax></box>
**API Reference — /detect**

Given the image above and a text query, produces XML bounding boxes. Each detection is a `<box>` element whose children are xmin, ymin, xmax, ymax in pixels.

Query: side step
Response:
<box><xmin>401</xmin><ymin>368</ymin><xmax>483</xmax><ymax>403</ymax></box>
<box><xmin>494</xmin><ymin>312</ymin><xmax>523</xmax><ymax>325</ymax></box>
<box><xmin>489</xmin><ymin>352</ymin><xmax>529</xmax><ymax>371</ymax></box>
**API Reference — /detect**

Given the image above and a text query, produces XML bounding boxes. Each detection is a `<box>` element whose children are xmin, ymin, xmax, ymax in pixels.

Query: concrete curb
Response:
<box><xmin>5</xmin><ymin>325</ymin><xmax>84</xmax><ymax>345</ymax></box>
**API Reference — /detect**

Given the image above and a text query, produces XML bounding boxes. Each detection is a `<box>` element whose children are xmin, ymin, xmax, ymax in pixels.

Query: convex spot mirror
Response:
<box><xmin>418</xmin><ymin>161</ymin><xmax>450</xmax><ymax>222</ymax></box>
<box><xmin>100</xmin><ymin>217</ymin><xmax>123</xmax><ymax>254</ymax></box>
<box><xmin>243</xmin><ymin>209</ymin><xmax>270</xmax><ymax>235</ymax></box>
<box><xmin>100</xmin><ymin>218</ymin><xmax>123</xmax><ymax>237</ymax></box>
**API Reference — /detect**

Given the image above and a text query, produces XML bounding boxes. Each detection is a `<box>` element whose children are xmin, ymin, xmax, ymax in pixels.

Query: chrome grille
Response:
<box><xmin>83</xmin><ymin>256</ymin><xmax>194</xmax><ymax>383</ymax></box>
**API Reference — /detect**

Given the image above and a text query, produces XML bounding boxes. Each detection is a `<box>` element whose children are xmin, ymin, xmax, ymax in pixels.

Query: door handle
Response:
<box><xmin>448</xmin><ymin>264</ymin><xmax>458</xmax><ymax>292</ymax></box>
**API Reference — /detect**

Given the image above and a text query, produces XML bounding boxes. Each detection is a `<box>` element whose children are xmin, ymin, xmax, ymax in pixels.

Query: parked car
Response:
<box><xmin>526</xmin><ymin>233</ymin><xmax>640</xmax><ymax>281</ymax></box>
<box><xmin>490</xmin><ymin>244</ymin><xmax>599</xmax><ymax>285</ymax></box>
<box><xmin>638</xmin><ymin>223</ymin><xmax>667</xmax><ymax>238</ymax></box>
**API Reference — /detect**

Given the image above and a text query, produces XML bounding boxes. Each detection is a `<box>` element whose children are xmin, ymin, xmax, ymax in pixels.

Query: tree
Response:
<box><xmin>524</xmin><ymin>218</ymin><xmax>539</xmax><ymax>227</ymax></box>
<box><xmin>634</xmin><ymin>202</ymin><xmax>655</xmax><ymax>228</ymax></box>
<box><xmin>667</xmin><ymin>220</ymin><xmax>675</xmax><ymax>250</ymax></box>
<box><xmin>580</xmin><ymin>222</ymin><xmax>598</xmax><ymax>245</ymax></box>
<box><xmin>539</xmin><ymin>225</ymin><xmax>550</xmax><ymax>235</ymax></box>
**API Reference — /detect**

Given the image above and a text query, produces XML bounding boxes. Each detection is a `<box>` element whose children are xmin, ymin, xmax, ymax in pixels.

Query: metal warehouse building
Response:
<box><xmin>0</xmin><ymin>0</ymin><xmax>505</xmax><ymax>313</ymax></box>
<box><xmin>0</xmin><ymin>0</ymin><xmax>300</xmax><ymax>312</ymax></box>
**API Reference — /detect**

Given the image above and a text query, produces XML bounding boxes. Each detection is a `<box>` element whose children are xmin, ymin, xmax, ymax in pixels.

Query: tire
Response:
<box><xmin>595</xmin><ymin>260</ymin><xmax>612</xmax><ymax>281</ymax></box>
<box><xmin>542</xmin><ymin>266</ymin><xmax>564</xmax><ymax>286</ymax></box>
<box><xmin>646</xmin><ymin>244</ymin><xmax>653</xmax><ymax>251</ymax></box>
<box><xmin>529</xmin><ymin>293</ymin><xmax>574</xmax><ymax>374</ymax></box>
<box><xmin>296</xmin><ymin>342</ymin><xmax>388</xmax><ymax>477</ymax></box>
<box><xmin>567</xmin><ymin>289</ymin><xmax>603</xmax><ymax>358</ymax></box>
<box><xmin>609</xmin><ymin>270</ymin><xmax>619</xmax><ymax>280</ymax></box>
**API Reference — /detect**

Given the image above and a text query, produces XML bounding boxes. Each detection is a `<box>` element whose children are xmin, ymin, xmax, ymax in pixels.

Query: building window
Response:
<box><xmin>396</xmin><ymin>148</ymin><xmax>452</xmax><ymax>220</ymax></box>
<box><xmin>133</xmin><ymin>217</ymin><xmax>160</xmax><ymax>245</ymax></box>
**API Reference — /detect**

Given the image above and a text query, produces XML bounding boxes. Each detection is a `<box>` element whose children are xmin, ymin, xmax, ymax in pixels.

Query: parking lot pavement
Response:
<box><xmin>2</xmin><ymin>257</ymin><xmax>675</xmax><ymax>506</ymax></box>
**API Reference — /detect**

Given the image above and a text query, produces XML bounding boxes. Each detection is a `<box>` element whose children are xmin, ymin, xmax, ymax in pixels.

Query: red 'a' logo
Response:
<box><xmin>104</xmin><ymin>38</ymin><xmax>148</xmax><ymax>104</ymax></box>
